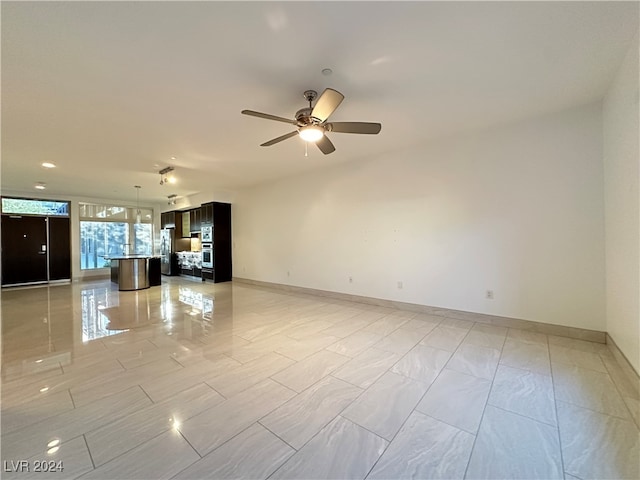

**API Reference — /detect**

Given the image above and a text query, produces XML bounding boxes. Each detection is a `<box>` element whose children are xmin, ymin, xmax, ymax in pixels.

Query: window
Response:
<box><xmin>79</xmin><ymin>202</ymin><xmax>153</xmax><ymax>270</ymax></box>
<box><xmin>1</xmin><ymin>197</ymin><xmax>69</xmax><ymax>216</ymax></box>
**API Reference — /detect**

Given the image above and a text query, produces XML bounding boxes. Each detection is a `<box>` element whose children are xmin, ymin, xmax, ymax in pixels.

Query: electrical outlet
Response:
<box><xmin>397</xmin><ymin>281</ymin><xmax>403</xmax><ymax>289</ymax></box>
<box><xmin>486</xmin><ymin>290</ymin><xmax>494</xmax><ymax>299</ymax></box>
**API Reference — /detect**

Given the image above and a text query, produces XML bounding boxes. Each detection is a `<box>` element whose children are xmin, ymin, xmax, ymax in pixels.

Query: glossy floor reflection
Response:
<box><xmin>2</xmin><ymin>278</ymin><xmax>638</xmax><ymax>479</ymax></box>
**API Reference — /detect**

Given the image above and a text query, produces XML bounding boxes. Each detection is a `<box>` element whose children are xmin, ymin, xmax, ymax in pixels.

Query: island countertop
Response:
<box><xmin>105</xmin><ymin>255</ymin><xmax>159</xmax><ymax>260</ymax></box>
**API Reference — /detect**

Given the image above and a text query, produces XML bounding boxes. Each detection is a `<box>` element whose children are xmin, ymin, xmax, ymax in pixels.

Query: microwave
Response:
<box><xmin>201</xmin><ymin>226</ymin><xmax>212</xmax><ymax>242</ymax></box>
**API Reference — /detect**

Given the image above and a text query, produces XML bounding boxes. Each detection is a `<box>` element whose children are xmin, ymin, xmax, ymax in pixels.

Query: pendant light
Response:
<box><xmin>134</xmin><ymin>185</ymin><xmax>141</xmax><ymax>224</ymax></box>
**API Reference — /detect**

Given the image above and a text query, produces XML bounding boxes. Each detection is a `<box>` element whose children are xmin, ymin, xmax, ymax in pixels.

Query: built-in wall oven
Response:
<box><xmin>201</xmin><ymin>243</ymin><xmax>213</xmax><ymax>269</ymax></box>
<box><xmin>201</xmin><ymin>226</ymin><xmax>212</xmax><ymax>243</ymax></box>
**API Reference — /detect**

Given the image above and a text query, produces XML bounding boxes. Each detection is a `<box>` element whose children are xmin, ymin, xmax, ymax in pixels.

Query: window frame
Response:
<box><xmin>79</xmin><ymin>202</ymin><xmax>154</xmax><ymax>270</ymax></box>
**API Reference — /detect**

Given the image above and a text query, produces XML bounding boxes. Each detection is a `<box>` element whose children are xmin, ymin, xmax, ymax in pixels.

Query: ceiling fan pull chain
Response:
<box><xmin>305</xmin><ymin>141</ymin><xmax>308</xmax><ymax>157</ymax></box>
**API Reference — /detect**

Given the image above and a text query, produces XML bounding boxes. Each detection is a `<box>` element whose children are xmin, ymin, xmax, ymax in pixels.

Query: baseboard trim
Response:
<box><xmin>232</xmin><ymin>277</ymin><xmax>606</xmax><ymax>344</ymax></box>
<box><xmin>606</xmin><ymin>333</ymin><xmax>640</xmax><ymax>383</ymax></box>
<box><xmin>73</xmin><ymin>273</ymin><xmax>110</xmax><ymax>283</ymax></box>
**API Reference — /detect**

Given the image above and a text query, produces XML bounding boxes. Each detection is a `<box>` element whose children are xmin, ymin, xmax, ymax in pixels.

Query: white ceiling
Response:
<box><xmin>2</xmin><ymin>1</ymin><xmax>638</xmax><ymax>205</ymax></box>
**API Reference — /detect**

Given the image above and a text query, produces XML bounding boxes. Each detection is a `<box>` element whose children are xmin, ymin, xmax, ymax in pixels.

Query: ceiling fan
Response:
<box><xmin>241</xmin><ymin>88</ymin><xmax>381</xmax><ymax>155</ymax></box>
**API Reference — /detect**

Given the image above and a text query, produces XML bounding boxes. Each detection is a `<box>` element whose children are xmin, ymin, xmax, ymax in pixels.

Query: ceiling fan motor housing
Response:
<box><xmin>303</xmin><ymin>90</ymin><xmax>318</xmax><ymax>103</ymax></box>
<box><xmin>295</xmin><ymin>107</ymin><xmax>318</xmax><ymax>127</ymax></box>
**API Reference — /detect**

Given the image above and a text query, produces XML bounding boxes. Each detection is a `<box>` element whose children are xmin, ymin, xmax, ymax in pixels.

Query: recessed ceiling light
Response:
<box><xmin>35</xmin><ymin>182</ymin><xmax>46</xmax><ymax>190</ymax></box>
<box><xmin>41</xmin><ymin>162</ymin><xmax>56</xmax><ymax>168</ymax></box>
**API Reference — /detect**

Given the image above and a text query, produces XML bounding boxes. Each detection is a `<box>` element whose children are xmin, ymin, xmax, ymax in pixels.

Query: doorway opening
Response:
<box><xmin>1</xmin><ymin>197</ymin><xmax>71</xmax><ymax>287</ymax></box>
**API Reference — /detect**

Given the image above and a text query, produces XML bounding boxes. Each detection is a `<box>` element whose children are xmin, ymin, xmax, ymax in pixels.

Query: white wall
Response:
<box><xmin>233</xmin><ymin>103</ymin><xmax>606</xmax><ymax>331</ymax></box>
<box><xmin>603</xmin><ymin>31</ymin><xmax>640</xmax><ymax>373</ymax></box>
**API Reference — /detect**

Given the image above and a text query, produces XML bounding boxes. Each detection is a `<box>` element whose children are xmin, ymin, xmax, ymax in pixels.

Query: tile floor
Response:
<box><xmin>1</xmin><ymin>277</ymin><xmax>638</xmax><ymax>479</ymax></box>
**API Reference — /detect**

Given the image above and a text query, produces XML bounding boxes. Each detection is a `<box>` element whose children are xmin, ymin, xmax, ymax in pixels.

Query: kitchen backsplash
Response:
<box><xmin>176</xmin><ymin>251</ymin><xmax>201</xmax><ymax>269</ymax></box>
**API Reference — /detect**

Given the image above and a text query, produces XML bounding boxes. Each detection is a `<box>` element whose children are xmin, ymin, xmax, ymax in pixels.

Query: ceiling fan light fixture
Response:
<box><xmin>298</xmin><ymin>125</ymin><xmax>324</xmax><ymax>142</ymax></box>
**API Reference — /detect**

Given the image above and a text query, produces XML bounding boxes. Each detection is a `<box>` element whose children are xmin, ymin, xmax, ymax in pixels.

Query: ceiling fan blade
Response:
<box><xmin>327</xmin><ymin>122</ymin><xmax>382</xmax><ymax>134</ymax></box>
<box><xmin>311</xmin><ymin>88</ymin><xmax>344</xmax><ymax>122</ymax></box>
<box><xmin>260</xmin><ymin>131</ymin><xmax>298</xmax><ymax>147</ymax></box>
<box><xmin>316</xmin><ymin>135</ymin><xmax>336</xmax><ymax>155</ymax></box>
<box><xmin>242</xmin><ymin>110</ymin><xmax>296</xmax><ymax>125</ymax></box>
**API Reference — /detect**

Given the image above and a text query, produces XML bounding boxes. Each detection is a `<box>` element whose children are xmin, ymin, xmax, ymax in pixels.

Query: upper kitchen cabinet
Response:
<box><xmin>175</xmin><ymin>211</ymin><xmax>183</xmax><ymax>237</ymax></box>
<box><xmin>181</xmin><ymin>208</ymin><xmax>202</xmax><ymax>235</ymax></box>
<box><xmin>181</xmin><ymin>211</ymin><xmax>190</xmax><ymax>237</ymax></box>
<box><xmin>201</xmin><ymin>202</ymin><xmax>213</xmax><ymax>226</ymax></box>
<box><xmin>161</xmin><ymin>211</ymin><xmax>176</xmax><ymax>229</ymax></box>
<box><xmin>190</xmin><ymin>208</ymin><xmax>201</xmax><ymax>233</ymax></box>
<box><xmin>161</xmin><ymin>211</ymin><xmax>183</xmax><ymax>237</ymax></box>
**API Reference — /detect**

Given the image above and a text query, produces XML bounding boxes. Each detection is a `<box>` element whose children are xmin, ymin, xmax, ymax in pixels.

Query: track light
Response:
<box><xmin>159</xmin><ymin>166</ymin><xmax>175</xmax><ymax>185</ymax></box>
<box><xmin>167</xmin><ymin>194</ymin><xmax>177</xmax><ymax>205</ymax></box>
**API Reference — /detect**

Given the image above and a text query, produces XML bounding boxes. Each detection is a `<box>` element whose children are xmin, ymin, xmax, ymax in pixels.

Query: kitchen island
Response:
<box><xmin>109</xmin><ymin>256</ymin><xmax>160</xmax><ymax>291</ymax></box>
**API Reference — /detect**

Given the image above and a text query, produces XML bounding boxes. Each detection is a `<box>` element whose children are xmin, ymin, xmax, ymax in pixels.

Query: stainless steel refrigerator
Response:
<box><xmin>160</xmin><ymin>228</ymin><xmax>178</xmax><ymax>275</ymax></box>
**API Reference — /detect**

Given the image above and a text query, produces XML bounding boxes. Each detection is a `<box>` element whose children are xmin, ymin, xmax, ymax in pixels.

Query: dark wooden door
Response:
<box><xmin>1</xmin><ymin>215</ymin><xmax>48</xmax><ymax>285</ymax></box>
<box><xmin>48</xmin><ymin>217</ymin><xmax>71</xmax><ymax>280</ymax></box>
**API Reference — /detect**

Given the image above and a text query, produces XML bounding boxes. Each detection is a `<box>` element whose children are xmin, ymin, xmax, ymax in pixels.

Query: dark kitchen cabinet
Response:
<box><xmin>199</xmin><ymin>202</ymin><xmax>231</xmax><ymax>283</ymax></box>
<box><xmin>161</xmin><ymin>211</ymin><xmax>176</xmax><ymax>229</ymax></box>
<box><xmin>201</xmin><ymin>203</ymin><xmax>213</xmax><ymax>226</ymax></box>
<box><xmin>148</xmin><ymin>257</ymin><xmax>162</xmax><ymax>286</ymax></box>
<box><xmin>175</xmin><ymin>208</ymin><xmax>202</xmax><ymax>235</ymax></box>
<box><xmin>190</xmin><ymin>208</ymin><xmax>201</xmax><ymax>232</ymax></box>
<box><xmin>180</xmin><ymin>266</ymin><xmax>202</xmax><ymax>278</ymax></box>
<box><xmin>161</xmin><ymin>210</ymin><xmax>185</xmax><ymax>237</ymax></box>
<box><xmin>181</xmin><ymin>211</ymin><xmax>190</xmax><ymax>237</ymax></box>
<box><xmin>174</xmin><ymin>211</ymin><xmax>183</xmax><ymax>238</ymax></box>
<box><xmin>212</xmin><ymin>202</ymin><xmax>232</xmax><ymax>283</ymax></box>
